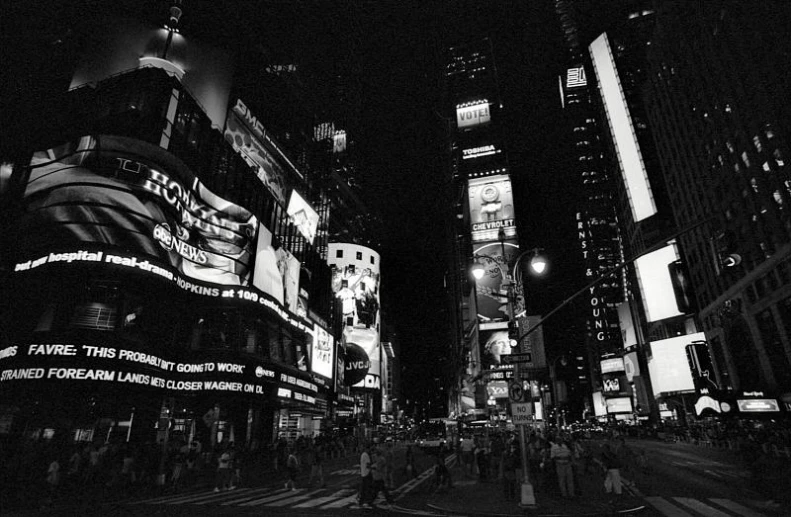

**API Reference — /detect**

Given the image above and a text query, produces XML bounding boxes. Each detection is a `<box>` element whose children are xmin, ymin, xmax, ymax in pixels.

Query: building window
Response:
<box><xmin>757</xmin><ymin>308</ymin><xmax>791</xmax><ymax>388</ymax></box>
<box><xmin>336</xmin><ymin>249</ymin><xmax>343</xmax><ymax>258</ymax></box>
<box><xmin>356</xmin><ymin>252</ymin><xmax>363</xmax><ymax>260</ymax></box>
<box><xmin>370</xmin><ymin>256</ymin><xmax>375</xmax><ymax>265</ymax></box>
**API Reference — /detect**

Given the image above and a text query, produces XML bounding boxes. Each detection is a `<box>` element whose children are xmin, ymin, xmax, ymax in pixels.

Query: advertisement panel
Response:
<box><xmin>647</xmin><ymin>332</ymin><xmax>704</xmax><ymax>396</ymax></box>
<box><xmin>287</xmin><ymin>190</ymin><xmax>319</xmax><ymax>245</ymax></box>
<box><xmin>310</xmin><ymin>324</ymin><xmax>334</xmax><ymax>381</ymax></box>
<box><xmin>600</xmin><ymin>357</ymin><xmax>625</xmax><ymax>374</ymax></box>
<box><xmin>18</xmin><ymin>135</ymin><xmax>258</xmax><ymax>286</ymax></box>
<box><xmin>328</xmin><ymin>243</ymin><xmax>381</xmax><ymax>390</ymax></box>
<box><xmin>634</xmin><ymin>244</ymin><xmax>684</xmax><ymax>322</ymax></box>
<box><xmin>0</xmin><ymin>341</ymin><xmax>318</xmax><ymax>404</ymax></box>
<box><xmin>456</xmin><ymin>102</ymin><xmax>491</xmax><ymax>129</ymax></box>
<box><xmin>480</xmin><ymin>329</ymin><xmax>513</xmax><ymax>370</ymax></box>
<box><xmin>473</xmin><ymin>240</ymin><xmax>520</xmax><ymax>324</ymax></box>
<box><xmin>468</xmin><ymin>175</ymin><xmax>515</xmax><ymax>242</ymax></box>
<box><xmin>606</xmin><ymin>397</ymin><xmax>633</xmax><ymax>414</ymax></box>
<box><xmin>224</xmin><ymin>98</ymin><xmax>288</xmax><ymax>206</ymax></box>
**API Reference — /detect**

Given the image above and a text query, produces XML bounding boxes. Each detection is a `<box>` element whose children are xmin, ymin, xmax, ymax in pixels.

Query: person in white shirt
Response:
<box><xmin>550</xmin><ymin>438</ymin><xmax>575</xmax><ymax>498</ymax></box>
<box><xmin>358</xmin><ymin>444</ymin><xmax>373</xmax><ymax>507</ymax></box>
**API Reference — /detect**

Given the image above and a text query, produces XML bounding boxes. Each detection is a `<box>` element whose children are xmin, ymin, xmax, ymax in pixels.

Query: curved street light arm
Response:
<box><xmin>513</xmin><ymin>216</ymin><xmax>715</xmax><ymax>346</ymax></box>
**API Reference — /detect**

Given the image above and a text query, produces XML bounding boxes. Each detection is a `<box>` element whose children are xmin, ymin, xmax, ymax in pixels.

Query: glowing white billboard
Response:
<box><xmin>287</xmin><ymin>190</ymin><xmax>319</xmax><ymax>245</ymax></box>
<box><xmin>589</xmin><ymin>33</ymin><xmax>657</xmax><ymax>222</ymax></box>
<box><xmin>328</xmin><ymin>243</ymin><xmax>381</xmax><ymax>390</ymax></box>
<box><xmin>647</xmin><ymin>332</ymin><xmax>704</xmax><ymax>396</ymax></box>
<box><xmin>456</xmin><ymin>102</ymin><xmax>491</xmax><ymax>129</ymax></box>
<box><xmin>606</xmin><ymin>397</ymin><xmax>633</xmax><ymax>414</ymax></box>
<box><xmin>468</xmin><ymin>175</ymin><xmax>515</xmax><ymax>242</ymax></box>
<box><xmin>634</xmin><ymin>244</ymin><xmax>683</xmax><ymax>322</ymax></box>
<box><xmin>311</xmin><ymin>323</ymin><xmax>335</xmax><ymax>380</ymax></box>
<box><xmin>600</xmin><ymin>357</ymin><xmax>625</xmax><ymax>374</ymax></box>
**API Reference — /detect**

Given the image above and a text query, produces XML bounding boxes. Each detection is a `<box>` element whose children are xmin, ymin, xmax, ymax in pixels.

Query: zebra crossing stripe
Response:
<box><xmin>133</xmin><ymin>488</ymin><xmax>229</xmax><ymax>504</ymax></box>
<box><xmin>674</xmin><ymin>497</ymin><xmax>732</xmax><ymax>517</ymax></box>
<box><xmin>138</xmin><ymin>488</ymin><xmax>255</xmax><ymax>505</ymax></box>
<box><xmin>263</xmin><ymin>489</ymin><xmax>324</xmax><ymax>507</ymax></box>
<box><xmin>190</xmin><ymin>487</ymin><xmax>272</xmax><ymax>504</ymax></box>
<box><xmin>293</xmin><ymin>489</ymin><xmax>355</xmax><ymax>508</ymax></box>
<box><xmin>238</xmin><ymin>488</ymin><xmax>309</xmax><ymax>506</ymax></box>
<box><xmin>319</xmin><ymin>492</ymin><xmax>360</xmax><ymax>509</ymax></box>
<box><xmin>646</xmin><ymin>496</ymin><xmax>694</xmax><ymax>517</ymax></box>
<box><xmin>708</xmin><ymin>498</ymin><xmax>766</xmax><ymax>517</ymax></box>
<box><xmin>218</xmin><ymin>488</ymin><xmax>286</xmax><ymax>505</ymax></box>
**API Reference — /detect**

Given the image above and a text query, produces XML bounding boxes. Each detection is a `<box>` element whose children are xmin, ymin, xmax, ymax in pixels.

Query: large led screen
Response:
<box><xmin>647</xmin><ymin>332</ymin><xmax>704</xmax><ymax>396</ymax></box>
<box><xmin>473</xmin><ymin>240</ymin><xmax>520</xmax><ymax>324</ymax></box>
<box><xmin>310</xmin><ymin>324</ymin><xmax>335</xmax><ymax>380</ymax></box>
<box><xmin>328</xmin><ymin>243</ymin><xmax>381</xmax><ymax>390</ymax></box>
<box><xmin>634</xmin><ymin>244</ymin><xmax>684</xmax><ymax>322</ymax></box>
<box><xmin>480</xmin><ymin>329</ymin><xmax>513</xmax><ymax>369</ymax></box>
<box><xmin>456</xmin><ymin>102</ymin><xmax>491</xmax><ymax>129</ymax></box>
<box><xmin>468</xmin><ymin>175</ymin><xmax>515</xmax><ymax>243</ymax></box>
<box><xmin>224</xmin><ymin>98</ymin><xmax>288</xmax><ymax>206</ymax></box>
<box><xmin>17</xmin><ymin>135</ymin><xmax>258</xmax><ymax>286</ymax></box>
<box><xmin>589</xmin><ymin>33</ymin><xmax>657</xmax><ymax>222</ymax></box>
<box><xmin>287</xmin><ymin>190</ymin><xmax>319</xmax><ymax>245</ymax></box>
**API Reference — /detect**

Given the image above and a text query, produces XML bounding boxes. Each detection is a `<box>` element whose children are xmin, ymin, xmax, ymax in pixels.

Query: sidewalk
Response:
<box><xmin>400</xmin><ymin>453</ymin><xmax>646</xmax><ymax>517</ymax></box>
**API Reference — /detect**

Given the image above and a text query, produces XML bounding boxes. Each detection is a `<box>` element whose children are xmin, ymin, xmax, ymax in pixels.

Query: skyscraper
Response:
<box><xmin>644</xmin><ymin>1</ymin><xmax>791</xmax><ymax>401</ymax></box>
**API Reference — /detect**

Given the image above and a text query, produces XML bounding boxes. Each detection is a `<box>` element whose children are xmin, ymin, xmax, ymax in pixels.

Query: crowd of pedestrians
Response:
<box><xmin>0</xmin><ymin>429</ymin><xmax>370</xmax><ymax>512</ymax></box>
<box><xmin>437</xmin><ymin>429</ymin><xmax>642</xmax><ymax>505</ymax></box>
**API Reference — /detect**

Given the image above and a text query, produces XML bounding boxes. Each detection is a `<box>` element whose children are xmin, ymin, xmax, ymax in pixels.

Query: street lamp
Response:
<box><xmin>470</xmin><ymin>230</ymin><xmax>546</xmax><ymax>507</ymax></box>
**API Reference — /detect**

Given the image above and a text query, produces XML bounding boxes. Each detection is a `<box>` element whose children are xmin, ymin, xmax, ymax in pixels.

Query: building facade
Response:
<box><xmin>644</xmin><ymin>1</ymin><xmax>791</xmax><ymax>409</ymax></box>
<box><xmin>0</xmin><ymin>6</ymin><xmax>355</xmax><ymax>455</ymax></box>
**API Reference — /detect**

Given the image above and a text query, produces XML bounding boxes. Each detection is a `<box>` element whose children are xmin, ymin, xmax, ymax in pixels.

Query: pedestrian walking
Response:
<box><xmin>284</xmin><ymin>448</ymin><xmax>300</xmax><ymax>491</ymax></box>
<box><xmin>597</xmin><ymin>443</ymin><xmax>623</xmax><ymax>496</ymax></box>
<box><xmin>214</xmin><ymin>447</ymin><xmax>233</xmax><ymax>492</ymax></box>
<box><xmin>405</xmin><ymin>445</ymin><xmax>417</xmax><ymax>479</ymax></box>
<box><xmin>550</xmin><ymin>438</ymin><xmax>575</xmax><ymax>498</ymax></box>
<box><xmin>358</xmin><ymin>443</ymin><xmax>374</xmax><ymax>508</ymax></box>
<box><xmin>384</xmin><ymin>441</ymin><xmax>396</xmax><ymax>488</ymax></box>
<box><xmin>370</xmin><ymin>449</ymin><xmax>394</xmax><ymax>506</ymax></box>
<box><xmin>309</xmin><ymin>444</ymin><xmax>326</xmax><ymax>487</ymax></box>
<box><xmin>501</xmin><ymin>444</ymin><xmax>518</xmax><ymax>501</ymax></box>
<box><xmin>460</xmin><ymin>435</ymin><xmax>475</xmax><ymax>476</ymax></box>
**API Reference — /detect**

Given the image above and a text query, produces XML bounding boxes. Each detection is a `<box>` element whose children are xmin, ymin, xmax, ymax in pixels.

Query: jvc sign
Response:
<box><xmin>511</xmin><ymin>402</ymin><xmax>532</xmax><ymax>425</ymax></box>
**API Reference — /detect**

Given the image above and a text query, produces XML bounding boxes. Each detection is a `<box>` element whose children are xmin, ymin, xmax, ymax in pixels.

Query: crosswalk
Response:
<box><xmin>645</xmin><ymin>496</ymin><xmax>772</xmax><ymax>517</ymax></box>
<box><xmin>133</xmin><ymin>485</ymin><xmax>403</xmax><ymax>511</ymax></box>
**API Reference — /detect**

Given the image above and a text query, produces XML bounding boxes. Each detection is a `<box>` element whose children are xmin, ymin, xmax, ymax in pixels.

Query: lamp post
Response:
<box><xmin>471</xmin><ymin>229</ymin><xmax>547</xmax><ymax>508</ymax></box>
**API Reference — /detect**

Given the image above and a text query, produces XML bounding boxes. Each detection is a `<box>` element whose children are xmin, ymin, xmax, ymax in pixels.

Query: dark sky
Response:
<box><xmin>2</xmin><ymin>0</ymin><xmax>585</xmax><ymax>413</ymax></box>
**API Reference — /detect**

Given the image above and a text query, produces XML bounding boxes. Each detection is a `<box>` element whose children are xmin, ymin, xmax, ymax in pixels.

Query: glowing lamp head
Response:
<box><xmin>530</xmin><ymin>253</ymin><xmax>548</xmax><ymax>275</ymax></box>
<box><xmin>471</xmin><ymin>261</ymin><xmax>486</xmax><ymax>280</ymax></box>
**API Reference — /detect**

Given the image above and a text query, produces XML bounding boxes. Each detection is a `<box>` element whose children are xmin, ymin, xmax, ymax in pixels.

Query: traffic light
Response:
<box><xmin>508</xmin><ymin>321</ymin><xmax>519</xmax><ymax>344</ymax></box>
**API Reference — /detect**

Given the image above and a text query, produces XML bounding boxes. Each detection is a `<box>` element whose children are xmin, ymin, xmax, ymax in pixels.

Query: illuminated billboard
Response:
<box><xmin>18</xmin><ymin>135</ymin><xmax>258</xmax><ymax>287</ymax></box>
<box><xmin>480</xmin><ymin>329</ymin><xmax>513</xmax><ymax>369</ymax></box>
<box><xmin>600</xmin><ymin>357</ymin><xmax>625</xmax><ymax>374</ymax></box>
<box><xmin>647</xmin><ymin>332</ymin><xmax>704</xmax><ymax>396</ymax></box>
<box><xmin>589</xmin><ymin>33</ymin><xmax>657</xmax><ymax>222</ymax></box>
<box><xmin>737</xmin><ymin>399</ymin><xmax>780</xmax><ymax>413</ymax></box>
<box><xmin>310</xmin><ymin>324</ymin><xmax>335</xmax><ymax>380</ymax></box>
<box><xmin>468</xmin><ymin>175</ymin><xmax>515</xmax><ymax>242</ymax></box>
<box><xmin>606</xmin><ymin>397</ymin><xmax>633</xmax><ymax>414</ymax></box>
<box><xmin>287</xmin><ymin>190</ymin><xmax>319</xmax><ymax>245</ymax></box>
<box><xmin>634</xmin><ymin>244</ymin><xmax>684</xmax><ymax>322</ymax></box>
<box><xmin>224</xmin><ymin>98</ymin><xmax>288</xmax><ymax>206</ymax></box>
<box><xmin>328</xmin><ymin>243</ymin><xmax>381</xmax><ymax>390</ymax></box>
<box><xmin>565</xmin><ymin>66</ymin><xmax>587</xmax><ymax>88</ymax></box>
<box><xmin>456</xmin><ymin>102</ymin><xmax>491</xmax><ymax>129</ymax></box>
<box><xmin>473</xmin><ymin>239</ymin><xmax>519</xmax><ymax>324</ymax></box>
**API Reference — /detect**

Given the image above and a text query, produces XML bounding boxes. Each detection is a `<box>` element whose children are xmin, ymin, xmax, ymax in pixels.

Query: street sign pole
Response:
<box><xmin>514</xmin><ymin>360</ymin><xmax>535</xmax><ymax>507</ymax></box>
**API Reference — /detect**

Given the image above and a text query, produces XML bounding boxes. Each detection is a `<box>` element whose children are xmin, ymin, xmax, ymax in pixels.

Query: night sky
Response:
<box><xmin>2</xmin><ymin>0</ymin><xmax>587</xmax><ymax>416</ymax></box>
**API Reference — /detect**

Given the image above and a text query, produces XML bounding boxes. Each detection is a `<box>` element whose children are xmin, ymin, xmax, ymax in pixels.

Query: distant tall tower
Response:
<box><xmin>555</xmin><ymin>0</ymin><xmax>624</xmax><ymax>416</ymax></box>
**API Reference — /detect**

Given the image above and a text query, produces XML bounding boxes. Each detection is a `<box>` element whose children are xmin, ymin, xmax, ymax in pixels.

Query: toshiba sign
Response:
<box><xmin>456</xmin><ymin>102</ymin><xmax>491</xmax><ymax>129</ymax></box>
